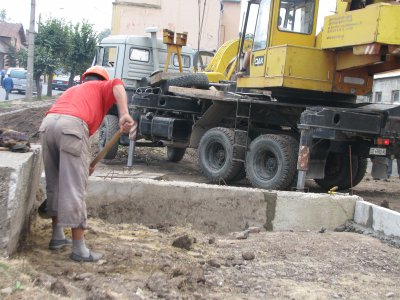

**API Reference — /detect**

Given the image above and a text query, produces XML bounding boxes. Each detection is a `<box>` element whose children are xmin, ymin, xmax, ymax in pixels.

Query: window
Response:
<box><xmin>9</xmin><ymin>70</ymin><xmax>27</xmax><ymax>79</ymax></box>
<box><xmin>392</xmin><ymin>90</ymin><xmax>399</xmax><ymax>104</ymax></box>
<box><xmin>129</xmin><ymin>48</ymin><xmax>150</xmax><ymax>62</ymax></box>
<box><xmin>253</xmin><ymin>0</ymin><xmax>272</xmax><ymax>51</ymax></box>
<box><xmin>375</xmin><ymin>91</ymin><xmax>382</xmax><ymax>103</ymax></box>
<box><xmin>101</xmin><ymin>47</ymin><xmax>117</xmax><ymax>67</ymax></box>
<box><xmin>278</xmin><ymin>0</ymin><xmax>315</xmax><ymax>34</ymax></box>
<box><xmin>173</xmin><ymin>54</ymin><xmax>191</xmax><ymax>68</ymax></box>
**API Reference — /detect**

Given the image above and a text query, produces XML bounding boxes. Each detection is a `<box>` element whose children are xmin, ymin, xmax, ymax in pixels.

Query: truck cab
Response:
<box><xmin>93</xmin><ymin>30</ymin><xmax>195</xmax><ymax>159</ymax></box>
<box><xmin>93</xmin><ymin>33</ymin><xmax>194</xmax><ymax>91</ymax></box>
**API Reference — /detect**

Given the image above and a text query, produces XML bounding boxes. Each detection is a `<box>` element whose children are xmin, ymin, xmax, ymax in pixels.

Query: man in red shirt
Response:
<box><xmin>39</xmin><ymin>66</ymin><xmax>134</xmax><ymax>262</ymax></box>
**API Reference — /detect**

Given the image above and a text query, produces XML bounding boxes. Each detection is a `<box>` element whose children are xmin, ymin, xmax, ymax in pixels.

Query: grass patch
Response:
<box><xmin>0</xmin><ymin>262</ymin><xmax>9</xmax><ymax>270</ymax></box>
<box><xmin>0</xmin><ymin>102</ymin><xmax>12</xmax><ymax>109</ymax></box>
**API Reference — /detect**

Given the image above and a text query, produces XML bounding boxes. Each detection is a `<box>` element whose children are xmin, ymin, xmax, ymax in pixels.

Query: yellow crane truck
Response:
<box><xmin>102</xmin><ymin>0</ymin><xmax>400</xmax><ymax>191</ymax></box>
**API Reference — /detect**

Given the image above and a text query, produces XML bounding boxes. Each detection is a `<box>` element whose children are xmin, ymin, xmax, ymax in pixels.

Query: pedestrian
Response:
<box><xmin>39</xmin><ymin>66</ymin><xmax>135</xmax><ymax>262</ymax></box>
<box><xmin>3</xmin><ymin>74</ymin><xmax>13</xmax><ymax>100</ymax></box>
<box><xmin>0</xmin><ymin>69</ymin><xmax>5</xmax><ymax>86</ymax></box>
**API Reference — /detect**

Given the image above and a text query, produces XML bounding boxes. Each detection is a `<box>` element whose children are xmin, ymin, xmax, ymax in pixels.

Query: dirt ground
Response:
<box><xmin>1</xmin><ymin>100</ymin><xmax>400</xmax><ymax>299</ymax></box>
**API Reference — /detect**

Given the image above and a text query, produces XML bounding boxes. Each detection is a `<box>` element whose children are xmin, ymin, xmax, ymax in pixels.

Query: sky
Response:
<box><xmin>0</xmin><ymin>0</ymin><xmax>114</xmax><ymax>33</ymax></box>
<box><xmin>2</xmin><ymin>0</ymin><xmax>337</xmax><ymax>35</ymax></box>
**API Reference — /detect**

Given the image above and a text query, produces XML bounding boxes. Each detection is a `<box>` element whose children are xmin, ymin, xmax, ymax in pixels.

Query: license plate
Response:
<box><xmin>369</xmin><ymin>147</ymin><xmax>386</xmax><ymax>155</ymax></box>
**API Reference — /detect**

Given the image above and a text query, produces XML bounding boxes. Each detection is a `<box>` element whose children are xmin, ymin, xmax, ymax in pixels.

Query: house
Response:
<box><xmin>370</xmin><ymin>70</ymin><xmax>400</xmax><ymax>104</ymax></box>
<box><xmin>110</xmin><ymin>0</ymin><xmax>242</xmax><ymax>51</ymax></box>
<box><xmin>0</xmin><ymin>21</ymin><xmax>27</xmax><ymax>69</ymax></box>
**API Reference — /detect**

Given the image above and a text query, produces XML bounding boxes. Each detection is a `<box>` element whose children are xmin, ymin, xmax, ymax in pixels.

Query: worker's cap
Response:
<box><xmin>82</xmin><ymin>66</ymin><xmax>109</xmax><ymax>81</ymax></box>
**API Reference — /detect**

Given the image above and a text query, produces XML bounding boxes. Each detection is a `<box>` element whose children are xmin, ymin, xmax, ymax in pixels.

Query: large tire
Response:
<box><xmin>198</xmin><ymin>127</ymin><xmax>243</xmax><ymax>183</ymax></box>
<box><xmin>352</xmin><ymin>157</ymin><xmax>368</xmax><ymax>187</ymax></box>
<box><xmin>245</xmin><ymin>134</ymin><xmax>298</xmax><ymax>190</ymax></box>
<box><xmin>314</xmin><ymin>154</ymin><xmax>367</xmax><ymax>190</ymax></box>
<box><xmin>99</xmin><ymin>115</ymin><xmax>120</xmax><ymax>160</ymax></box>
<box><xmin>165</xmin><ymin>74</ymin><xmax>209</xmax><ymax>90</ymax></box>
<box><xmin>167</xmin><ymin>147</ymin><xmax>186</xmax><ymax>162</ymax></box>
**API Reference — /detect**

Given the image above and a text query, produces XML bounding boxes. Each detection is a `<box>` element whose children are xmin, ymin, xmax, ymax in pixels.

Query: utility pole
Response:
<box><xmin>26</xmin><ymin>0</ymin><xmax>35</xmax><ymax>100</ymax></box>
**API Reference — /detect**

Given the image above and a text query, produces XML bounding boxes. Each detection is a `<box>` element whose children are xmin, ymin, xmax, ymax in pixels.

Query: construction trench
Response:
<box><xmin>1</xmin><ymin>145</ymin><xmax>400</xmax><ymax>298</ymax></box>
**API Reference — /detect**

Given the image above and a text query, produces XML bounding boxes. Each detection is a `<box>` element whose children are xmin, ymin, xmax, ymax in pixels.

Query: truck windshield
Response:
<box><xmin>278</xmin><ymin>0</ymin><xmax>315</xmax><ymax>34</ymax></box>
<box><xmin>10</xmin><ymin>70</ymin><xmax>27</xmax><ymax>79</ymax></box>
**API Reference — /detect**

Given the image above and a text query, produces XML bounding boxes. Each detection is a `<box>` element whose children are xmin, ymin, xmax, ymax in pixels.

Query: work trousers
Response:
<box><xmin>5</xmin><ymin>89</ymin><xmax>11</xmax><ymax>100</ymax></box>
<box><xmin>39</xmin><ymin>114</ymin><xmax>90</xmax><ymax>228</ymax></box>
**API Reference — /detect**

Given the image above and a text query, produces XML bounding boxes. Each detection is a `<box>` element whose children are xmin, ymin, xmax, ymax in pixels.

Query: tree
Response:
<box><xmin>6</xmin><ymin>45</ymin><xmax>17</xmax><ymax>67</ymax></box>
<box><xmin>17</xmin><ymin>48</ymin><xmax>28</xmax><ymax>68</ymax></box>
<box><xmin>97</xmin><ymin>28</ymin><xmax>111</xmax><ymax>43</ymax></box>
<box><xmin>63</xmin><ymin>21</ymin><xmax>97</xmax><ymax>87</ymax></box>
<box><xmin>0</xmin><ymin>9</ymin><xmax>6</xmax><ymax>21</ymax></box>
<box><xmin>35</xmin><ymin>18</ymin><xmax>71</xmax><ymax>96</ymax></box>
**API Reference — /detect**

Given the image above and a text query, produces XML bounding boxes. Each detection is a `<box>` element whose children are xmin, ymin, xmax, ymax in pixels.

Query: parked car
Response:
<box><xmin>8</xmin><ymin>68</ymin><xmax>39</xmax><ymax>94</ymax></box>
<box><xmin>74</xmin><ymin>75</ymin><xmax>81</xmax><ymax>85</ymax></box>
<box><xmin>52</xmin><ymin>75</ymin><xmax>70</xmax><ymax>91</ymax></box>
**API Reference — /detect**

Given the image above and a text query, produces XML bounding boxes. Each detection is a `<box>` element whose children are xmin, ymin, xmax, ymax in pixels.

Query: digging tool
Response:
<box><xmin>90</xmin><ymin>129</ymin><xmax>122</xmax><ymax>171</ymax></box>
<box><xmin>127</xmin><ymin>112</ymin><xmax>139</xmax><ymax>167</ymax></box>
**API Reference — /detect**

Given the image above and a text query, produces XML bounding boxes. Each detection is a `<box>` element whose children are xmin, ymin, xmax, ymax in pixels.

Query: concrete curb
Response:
<box><xmin>354</xmin><ymin>200</ymin><xmax>400</xmax><ymax>237</ymax></box>
<box><xmin>86</xmin><ymin>178</ymin><xmax>270</xmax><ymax>234</ymax></box>
<box><xmin>0</xmin><ymin>146</ymin><xmax>42</xmax><ymax>257</ymax></box>
<box><xmin>272</xmin><ymin>191</ymin><xmax>359</xmax><ymax>231</ymax></box>
<box><xmin>86</xmin><ymin>177</ymin><xmax>360</xmax><ymax>234</ymax></box>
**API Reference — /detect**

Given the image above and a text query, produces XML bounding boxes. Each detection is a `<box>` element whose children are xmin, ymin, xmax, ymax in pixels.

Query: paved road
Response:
<box><xmin>0</xmin><ymin>84</ymin><xmax>63</xmax><ymax>102</ymax></box>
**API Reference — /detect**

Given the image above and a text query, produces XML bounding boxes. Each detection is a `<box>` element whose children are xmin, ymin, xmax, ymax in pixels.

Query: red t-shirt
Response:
<box><xmin>47</xmin><ymin>79</ymin><xmax>124</xmax><ymax>135</ymax></box>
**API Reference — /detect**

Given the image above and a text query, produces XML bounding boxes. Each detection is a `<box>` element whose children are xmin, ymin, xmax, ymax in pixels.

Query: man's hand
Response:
<box><xmin>89</xmin><ymin>166</ymin><xmax>95</xmax><ymax>176</ymax></box>
<box><xmin>119</xmin><ymin>113</ymin><xmax>135</xmax><ymax>133</ymax></box>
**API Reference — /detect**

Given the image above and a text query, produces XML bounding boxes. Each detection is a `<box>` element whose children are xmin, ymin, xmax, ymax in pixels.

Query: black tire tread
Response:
<box><xmin>245</xmin><ymin>134</ymin><xmax>298</xmax><ymax>190</ymax></box>
<box><xmin>198</xmin><ymin>127</ymin><xmax>243</xmax><ymax>183</ymax></box>
<box><xmin>166</xmin><ymin>74</ymin><xmax>209</xmax><ymax>90</ymax></box>
<box><xmin>99</xmin><ymin>115</ymin><xmax>119</xmax><ymax>160</ymax></box>
<box><xmin>314</xmin><ymin>154</ymin><xmax>367</xmax><ymax>190</ymax></box>
<box><xmin>166</xmin><ymin>147</ymin><xmax>186</xmax><ymax>162</ymax></box>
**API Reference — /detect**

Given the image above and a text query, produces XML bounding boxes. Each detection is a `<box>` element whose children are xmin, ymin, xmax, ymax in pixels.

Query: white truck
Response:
<box><xmin>93</xmin><ymin>28</ymin><xmax>195</xmax><ymax>159</ymax></box>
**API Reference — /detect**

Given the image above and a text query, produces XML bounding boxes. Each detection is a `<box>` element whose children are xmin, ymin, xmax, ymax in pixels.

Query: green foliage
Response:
<box><xmin>34</xmin><ymin>18</ymin><xmax>71</xmax><ymax>96</ymax></box>
<box><xmin>15</xmin><ymin>281</ymin><xmax>22</xmax><ymax>290</ymax></box>
<box><xmin>35</xmin><ymin>18</ymin><xmax>71</xmax><ymax>75</ymax></box>
<box><xmin>0</xmin><ymin>262</ymin><xmax>9</xmax><ymax>270</ymax></box>
<box><xmin>0</xmin><ymin>9</ymin><xmax>6</xmax><ymax>21</ymax></box>
<box><xmin>63</xmin><ymin>21</ymin><xmax>97</xmax><ymax>84</ymax></box>
<box><xmin>6</xmin><ymin>45</ymin><xmax>17</xmax><ymax>67</ymax></box>
<box><xmin>97</xmin><ymin>28</ymin><xmax>111</xmax><ymax>43</ymax></box>
<box><xmin>17</xmin><ymin>48</ymin><xmax>27</xmax><ymax>68</ymax></box>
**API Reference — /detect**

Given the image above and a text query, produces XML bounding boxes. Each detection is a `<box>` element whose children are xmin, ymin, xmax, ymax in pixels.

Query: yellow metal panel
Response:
<box><xmin>336</xmin><ymin>50</ymin><xmax>382</xmax><ymax>71</ymax></box>
<box><xmin>321</xmin><ymin>5</ymin><xmax>380</xmax><ymax>49</ymax></box>
<box><xmin>265</xmin><ymin>47</ymin><xmax>287</xmax><ymax>77</ymax></box>
<box><xmin>238</xmin><ymin>45</ymin><xmax>335</xmax><ymax>92</ymax></box>
<box><xmin>237</xmin><ymin>76</ymin><xmax>283</xmax><ymax>89</ymax></box>
<box><xmin>282</xmin><ymin>46</ymin><xmax>334</xmax><ymax>85</ymax></box>
<box><xmin>250</xmin><ymin>49</ymin><xmax>268</xmax><ymax>78</ymax></box>
<box><xmin>204</xmin><ymin>72</ymin><xmax>226</xmax><ymax>83</ymax></box>
<box><xmin>282</xmin><ymin>77</ymin><xmax>333</xmax><ymax>92</ymax></box>
<box><xmin>377</xmin><ymin>6</ymin><xmax>400</xmax><ymax>45</ymax></box>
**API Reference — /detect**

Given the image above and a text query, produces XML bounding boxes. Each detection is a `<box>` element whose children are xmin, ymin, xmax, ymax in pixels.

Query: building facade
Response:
<box><xmin>111</xmin><ymin>0</ymin><xmax>241</xmax><ymax>51</ymax></box>
<box><xmin>370</xmin><ymin>71</ymin><xmax>400</xmax><ymax>104</ymax></box>
<box><xmin>0</xmin><ymin>22</ymin><xmax>27</xmax><ymax>69</ymax></box>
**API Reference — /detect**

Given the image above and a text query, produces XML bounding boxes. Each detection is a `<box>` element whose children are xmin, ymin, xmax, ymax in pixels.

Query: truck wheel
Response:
<box><xmin>198</xmin><ymin>127</ymin><xmax>243</xmax><ymax>183</ymax></box>
<box><xmin>165</xmin><ymin>74</ymin><xmax>209</xmax><ymax>90</ymax></box>
<box><xmin>314</xmin><ymin>154</ymin><xmax>367</xmax><ymax>190</ymax></box>
<box><xmin>166</xmin><ymin>147</ymin><xmax>186</xmax><ymax>162</ymax></box>
<box><xmin>99</xmin><ymin>115</ymin><xmax>120</xmax><ymax>160</ymax></box>
<box><xmin>352</xmin><ymin>157</ymin><xmax>368</xmax><ymax>187</ymax></box>
<box><xmin>245</xmin><ymin>134</ymin><xmax>298</xmax><ymax>190</ymax></box>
